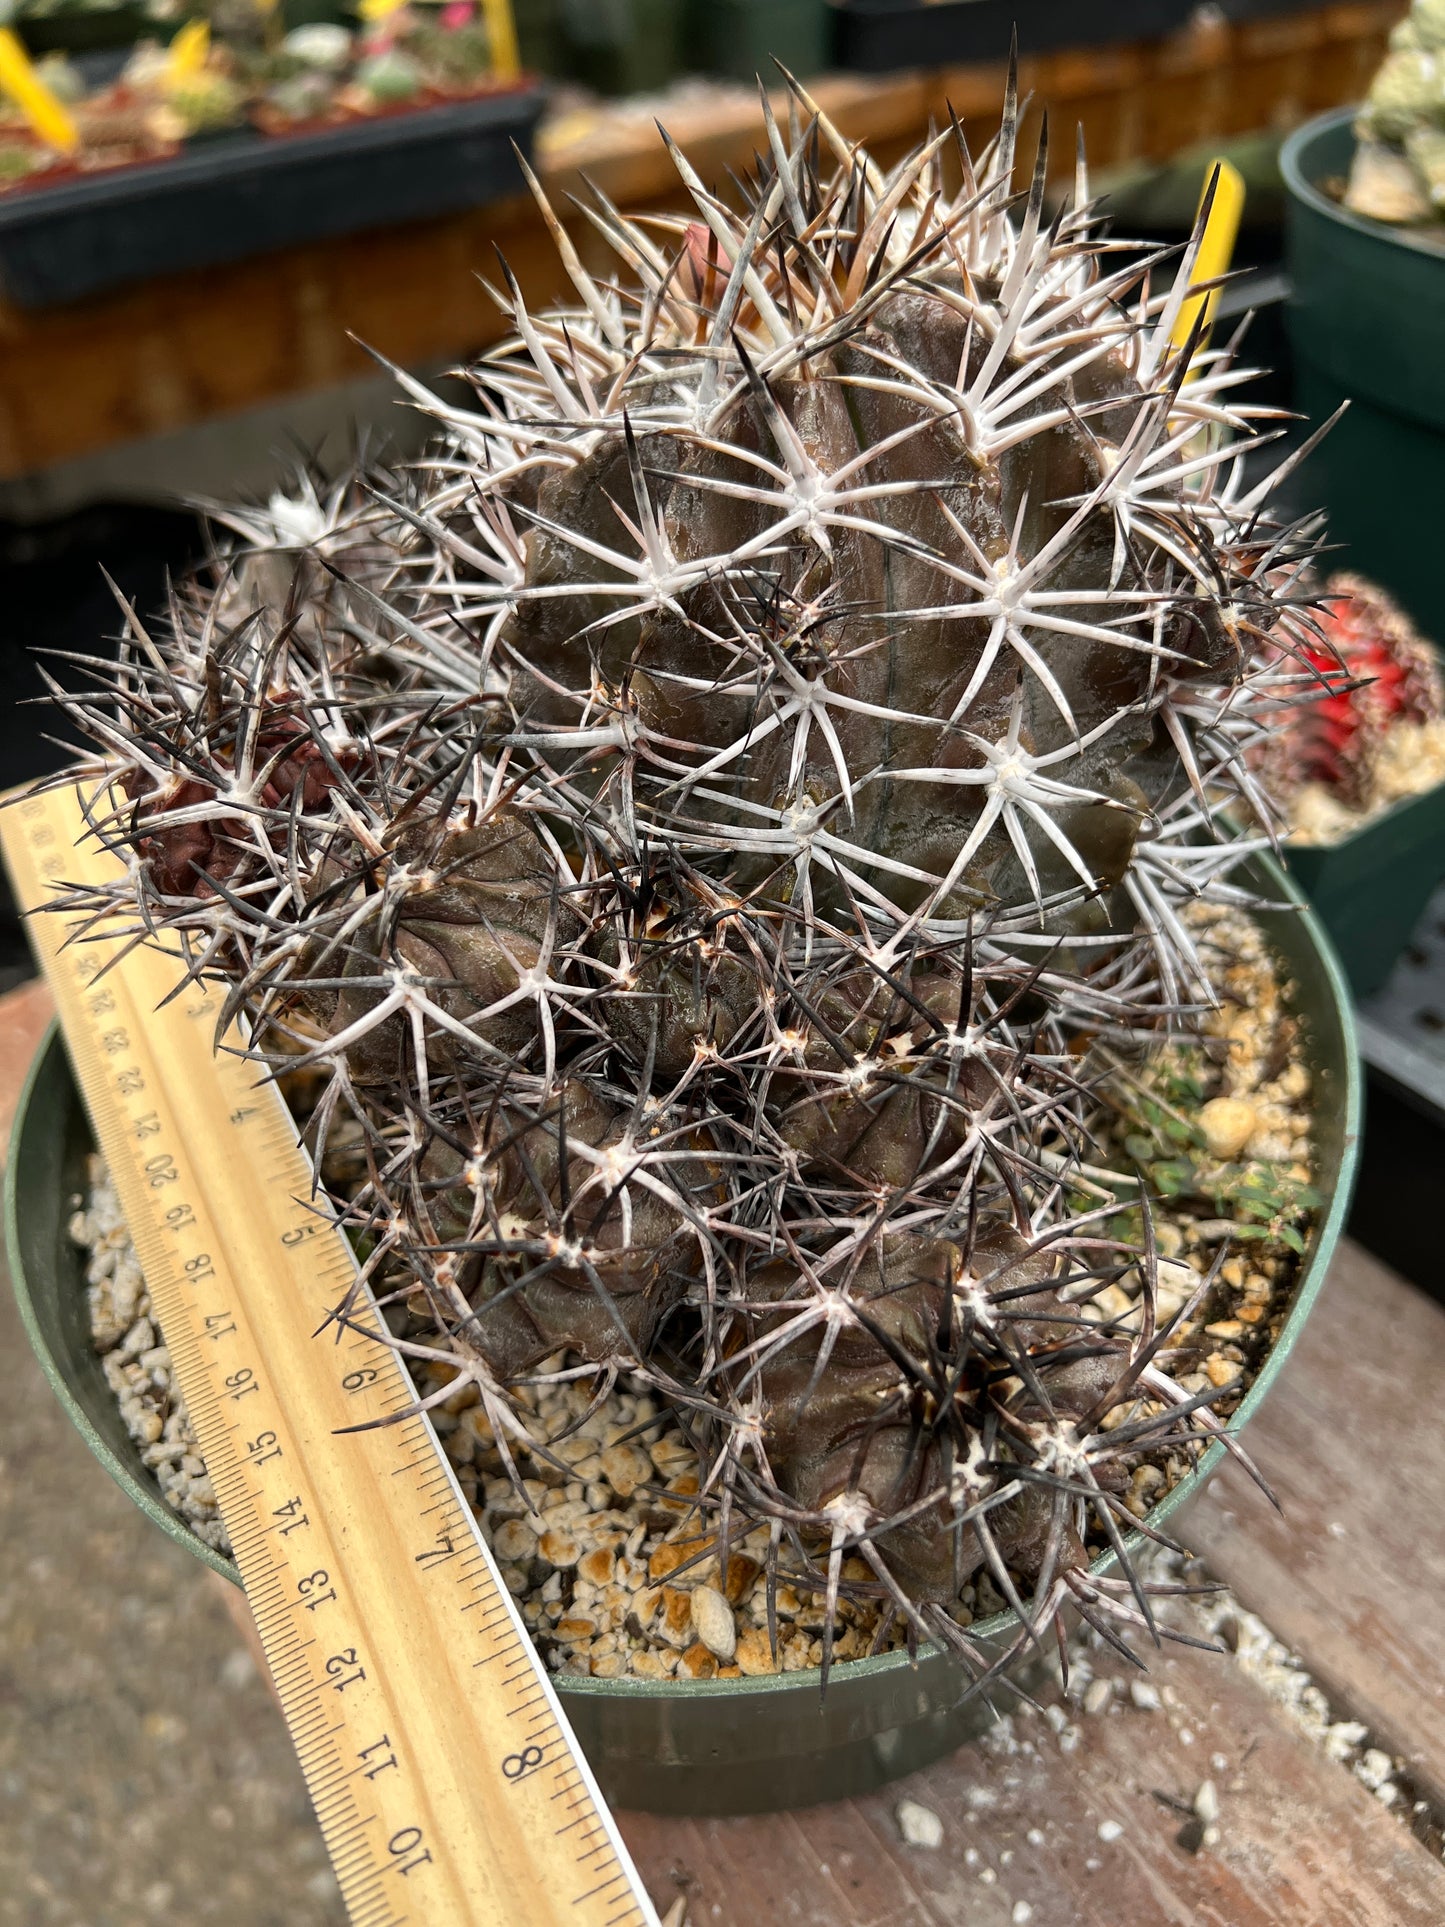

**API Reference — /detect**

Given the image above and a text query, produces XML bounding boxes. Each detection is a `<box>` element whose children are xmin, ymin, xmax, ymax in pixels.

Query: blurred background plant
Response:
<box><xmin>1344</xmin><ymin>0</ymin><xmax>1445</xmax><ymax>225</ymax></box>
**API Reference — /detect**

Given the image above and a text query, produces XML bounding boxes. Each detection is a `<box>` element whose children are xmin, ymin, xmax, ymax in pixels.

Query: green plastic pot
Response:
<box><xmin>1284</xmin><ymin>778</ymin><xmax>1445</xmax><ymax>1000</ymax></box>
<box><xmin>1281</xmin><ymin>109</ymin><xmax>1445</xmax><ymax>635</ymax></box>
<box><xmin>685</xmin><ymin>0</ymin><xmax>830</xmax><ymax>82</ymax></box>
<box><xmin>6</xmin><ymin>853</ymin><xmax>1359</xmax><ymax>1815</ymax></box>
<box><xmin>514</xmin><ymin>0</ymin><xmax>566</xmax><ymax>76</ymax></box>
<box><xmin>556</xmin><ymin>0</ymin><xmax>683</xmax><ymax>96</ymax></box>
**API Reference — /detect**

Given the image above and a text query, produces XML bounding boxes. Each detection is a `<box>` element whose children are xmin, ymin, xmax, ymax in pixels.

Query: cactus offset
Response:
<box><xmin>51</xmin><ymin>78</ymin><xmax>1328</xmax><ymax>1684</ymax></box>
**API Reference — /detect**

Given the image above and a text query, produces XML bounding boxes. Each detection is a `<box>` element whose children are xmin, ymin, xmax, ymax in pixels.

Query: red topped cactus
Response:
<box><xmin>1285</xmin><ymin>573</ymin><xmax>1444</xmax><ymax>810</ymax></box>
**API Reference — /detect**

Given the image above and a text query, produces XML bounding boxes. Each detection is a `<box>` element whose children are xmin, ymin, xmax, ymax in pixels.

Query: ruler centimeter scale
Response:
<box><xmin>3</xmin><ymin>780</ymin><xmax>659</xmax><ymax>1927</ymax></box>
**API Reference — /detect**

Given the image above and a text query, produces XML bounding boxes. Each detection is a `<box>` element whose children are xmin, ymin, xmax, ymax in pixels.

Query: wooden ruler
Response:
<box><xmin>3</xmin><ymin>780</ymin><xmax>658</xmax><ymax>1927</ymax></box>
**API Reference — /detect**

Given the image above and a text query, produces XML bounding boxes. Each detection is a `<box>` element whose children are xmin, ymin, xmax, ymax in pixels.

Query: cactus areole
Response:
<box><xmin>56</xmin><ymin>76</ymin><xmax>1333</xmax><ymax>1689</ymax></box>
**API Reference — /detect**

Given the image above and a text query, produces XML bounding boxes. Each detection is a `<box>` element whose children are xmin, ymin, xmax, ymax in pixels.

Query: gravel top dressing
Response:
<box><xmin>71</xmin><ymin>901</ymin><xmax>1319</xmax><ymax>1686</ymax></box>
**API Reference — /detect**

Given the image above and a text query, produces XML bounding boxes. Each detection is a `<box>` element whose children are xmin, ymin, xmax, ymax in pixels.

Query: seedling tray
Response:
<box><xmin>1355</xmin><ymin>876</ymin><xmax>1445</xmax><ymax>1124</ymax></box>
<box><xmin>0</xmin><ymin>83</ymin><xmax>544</xmax><ymax>309</ymax></box>
<box><xmin>689</xmin><ymin>0</ymin><xmax>830</xmax><ymax>82</ymax></box>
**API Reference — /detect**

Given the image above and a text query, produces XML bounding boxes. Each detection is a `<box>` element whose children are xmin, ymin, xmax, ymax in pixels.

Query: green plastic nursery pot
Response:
<box><xmin>685</xmin><ymin>0</ymin><xmax>830</xmax><ymax>81</ymax></box>
<box><xmin>6</xmin><ymin>854</ymin><xmax>1359</xmax><ymax>1815</ymax></box>
<box><xmin>514</xmin><ymin>0</ymin><xmax>566</xmax><ymax>77</ymax></box>
<box><xmin>1282</xmin><ymin>109</ymin><xmax>1445</xmax><ymax>634</ymax></box>
<box><xmin>1284</xmin><ymin>778</ymin><xmax>1445</xmax><ymax>1000</ymax></box>
<box><xmin>557</xmin><ymin>0</ymin><xmax>683</xmax><ymax>96</ymax></box>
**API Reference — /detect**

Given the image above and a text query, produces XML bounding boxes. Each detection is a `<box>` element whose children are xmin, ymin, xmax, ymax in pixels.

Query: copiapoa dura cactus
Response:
<box><xmin>53</xmin><ymin>73</ymin><xmax>1330</xmax><ymax>1688</ymax></box>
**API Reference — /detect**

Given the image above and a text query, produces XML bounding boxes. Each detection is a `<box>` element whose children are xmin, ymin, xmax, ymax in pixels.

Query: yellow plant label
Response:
<box><xmin>0</xmin><ymin>26</ymin><xmax>78</xmax><ymax>154</ymax></box>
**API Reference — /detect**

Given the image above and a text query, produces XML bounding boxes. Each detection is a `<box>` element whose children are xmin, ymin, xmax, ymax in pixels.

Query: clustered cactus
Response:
<box><xmin>55</xmin><ymin>76</ymin><xmax>1327</xmax><ymax>1684</ymax></box>
<box><xmin>1346</xmin><ymin>0</ymin><xmax>1445</xmax><ymax>224</ymax></box>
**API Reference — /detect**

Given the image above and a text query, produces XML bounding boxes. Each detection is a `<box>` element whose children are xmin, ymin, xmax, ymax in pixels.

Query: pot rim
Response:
<box><xmin>5</xmin><ymin>850</ymin><xmax>1361</xmax><ymax>1703</ymax></box>
<box><xmin>1280</xmin><ymin>104</ymin><xmax>1445</xmax><ymax>262</ymax></box>
<box><xmin>5</xmin><ymin>1028</ymin><xmax>234</xmax><ymax>1581</ymax></box>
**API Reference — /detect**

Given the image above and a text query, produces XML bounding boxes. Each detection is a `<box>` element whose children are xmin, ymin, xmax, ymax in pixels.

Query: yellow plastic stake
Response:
<box><xmin>1171</xmin><ymin>157</ymin><xmax>1246</xmax><ymax>366</ymax></box>
<box><xmin>0</xmin><ymin>26</ymin><xmax>77</xmax><ymax>154</ymax></box>
<box><xmin>165</xmin><ymin>17</ymin><xmax>211</xmax><ymax>83</ymax></box>
<box><xmin>479</xmin><ymin>0</ymin><xmax>521</xmax><ymax>81</ymax></box>
<box><xmin>357</xmin><ymin>0</ymin><xmax>407</xmax><ymax>21</ymax></box>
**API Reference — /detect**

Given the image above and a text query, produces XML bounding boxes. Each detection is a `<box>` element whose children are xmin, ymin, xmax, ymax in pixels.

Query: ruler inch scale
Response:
<box><xmin>3</xmin><ymin>780</ymin><xmax>658</xmax><ymax>1927</ymax></box>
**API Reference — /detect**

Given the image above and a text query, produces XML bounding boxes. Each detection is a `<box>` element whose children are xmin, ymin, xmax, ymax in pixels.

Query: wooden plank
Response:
<box><xmin>618</xmin><ymin>1236</ymin><xmax>1445</xmax><ymax>1924</ymax></box>
<box><xmin>0</xmin><ymin>2</ymin><xmax>1405</xmax><ymax>483</ymax></box>
<box><xmin>618</xmin><ymin>1617</ymin><xmax>1445</xmax><ymax>1926</ymax></box>
<box><xmin>1182</xmin><ymin>1240</ymin><xmax>1445</xmax><ymax>1813</ymax></box>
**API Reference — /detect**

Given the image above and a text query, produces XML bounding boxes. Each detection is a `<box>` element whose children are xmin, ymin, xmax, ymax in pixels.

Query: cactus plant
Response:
<box><xmin>1257</xmin><ymin>571</ymin><xmax>1445</xmax><ymax>840</ymax></box>
<box><xmin>51</xmin><ymin>75</ymin><xmax>1326</xmax><ymax>1685</ymax></box>
<box><xmin>1345</xmin><ymin>0</ymin><xmax>1445</xmax><ymax>226</ymax></box>
<box><xmin>1297</xmin><ymin>576</ymin><xmax>1443</xmax><ymax>800</ymax></box>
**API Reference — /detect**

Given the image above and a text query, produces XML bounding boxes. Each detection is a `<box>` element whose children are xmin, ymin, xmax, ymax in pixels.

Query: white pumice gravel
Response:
<box><xmin>68</xmin><ymin>1157</ymin><xmax>227</xmax><ymax>1553</ymax></box>
<box><xmin>689</xmin><ymin>1586</ymin><xmax>737</xmax><ymax>1663</ymax></box>
<box><xmin>1082</xmin><ymin>1677</ymin><xmax>1114</xmax><ymax>1717</ymax></box>
<box><xmin>1054</xmin><ymin>1548</ymin><xmax>1423</xmax><ymax>1839</ymax></box>
<box><xmin>895</xmin><ymin>1799</ymin><xmax>944</xmax><ymax>1850</ymax></box>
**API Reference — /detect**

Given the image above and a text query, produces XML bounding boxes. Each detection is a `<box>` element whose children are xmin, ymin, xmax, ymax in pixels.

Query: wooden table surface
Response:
<box><xmin>0</xmin><ymin>2</ymin><xmax>1403</xmax><ymax>484</ymax></box>
<box><xmin>3</xmin><ymin>973</ymin><xmax>1443</xmax><ymax>1924</ymax></box>
<box><xmin>620</xmin><ymin>1234</ymin><xmax>1445</xmax><ymax>1926</ymax></box>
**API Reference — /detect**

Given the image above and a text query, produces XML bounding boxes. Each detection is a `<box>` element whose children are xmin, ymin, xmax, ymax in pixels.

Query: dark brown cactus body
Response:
<box><xmin>324</xmin><ymin>813</ymin><xmax>571</xmax><ymax>1081</ymax></box>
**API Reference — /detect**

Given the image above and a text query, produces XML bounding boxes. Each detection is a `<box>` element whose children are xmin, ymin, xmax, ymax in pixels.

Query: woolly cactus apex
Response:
<box><xmin>49</xmin><ymin>74</ymin><xmax>1325</xmax><ymax>1680</ymax></box>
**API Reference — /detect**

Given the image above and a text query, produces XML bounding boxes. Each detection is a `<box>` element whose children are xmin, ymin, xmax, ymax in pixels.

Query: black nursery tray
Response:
<box><xmin>0</xmin><ymin>83</ymin><xmax>545</xmax><ymax>309</ymax></box>
<box><xmin>1356</xmin><ymin>878</ymin><xmax>1445</xmax><ymax>1126</ymax></box>
<box><xmin>831</xmin><ymin>0</ymin><xmax>1335</xmax><ymax>72</ymax></box>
